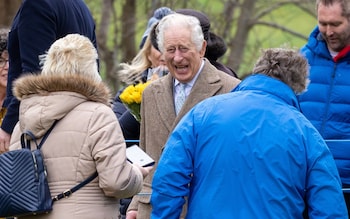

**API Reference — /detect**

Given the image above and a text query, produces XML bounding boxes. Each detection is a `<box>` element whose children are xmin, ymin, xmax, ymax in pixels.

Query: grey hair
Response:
<box><xmin>252</xmin><ymin>48</ymin><xmax>310</xmax><ymax>94</ymax></box>
<box><xmin>156</xmin><ymin>13</ymin><xmax>204</xmax><ymax>53</ymax></box>
<box><xmin>40</xmin><ymin>34</ymin><xmax>101</xmax><ymax>82</ymax></box>
<box><xmin>316</xmin><ymin>0</ymin><xmax>350</xmax><ymax>19</ymax></box>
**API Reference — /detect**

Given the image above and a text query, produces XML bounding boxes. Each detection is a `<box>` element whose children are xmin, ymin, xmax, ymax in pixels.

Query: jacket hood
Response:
<box><xmin>233</xmin><ymin>74</ymin><xmax>300</xmax><ymax>111</ymax></box>
<box><xmin>13</xmin><ymin>74</ymin><xmax>112</xmax><ymax>136</ymax></box>
<box><xmin>13</xmin><ymin>74</ymin><xmax>111</xmax><ymax>105</ymax></box>
<box><xmin>303</xmin><ymin>26</ymin><xmax>333</xmax><ymax>60</ymax></box>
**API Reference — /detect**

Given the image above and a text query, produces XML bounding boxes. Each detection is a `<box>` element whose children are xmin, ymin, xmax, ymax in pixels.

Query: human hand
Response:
<box><xmin>0</xmin><ymin>128</ymin><xmax>10</xmax><ymax>154</ymax></box>
<box><xmin>134</xmin><ymin>163</ymin><xmax>153</xmax><ymax>179</ymax></box>
<box><xmin>125</xmin><ymin>210</ymin><xmax>137</xmax><ymax>219</ymax></box>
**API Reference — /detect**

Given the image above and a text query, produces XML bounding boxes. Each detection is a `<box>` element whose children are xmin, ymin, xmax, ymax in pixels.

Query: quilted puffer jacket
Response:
<box><xmin>298</xmin><ymin>26</ymin><xmax>350</xmax><ymax>185</ymax></box>
<box><xmin>9</xmin><ymin>74</ymin><xmax>143</xmax><ymax>219</ymax></box>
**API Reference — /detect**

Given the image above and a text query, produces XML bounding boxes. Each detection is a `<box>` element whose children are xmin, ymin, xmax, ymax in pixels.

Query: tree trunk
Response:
<box><xmin>121</xmin><ymin>0</ymin><xmax>136</xmax><ymax>62</ymax></box>
<box><xmin>227</xmin><ymin>0</ymin><xmax>257</xmax><ymax>74</ymax></box>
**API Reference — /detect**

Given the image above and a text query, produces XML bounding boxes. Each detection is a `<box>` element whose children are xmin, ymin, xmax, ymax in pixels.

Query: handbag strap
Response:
<box><xmin>19</xmin><ymin>120</ymin><xmax>99</xmax><ymax>202</ymax></box>
<box><xmin>20</xmin><ymin>120</ymin><xmax>58</xmax><ymax>150</ymax></box>
<box><xmin>52</xmin><ymin>171</ymin><xmax>98</xmax><ymax>202</ymax></box>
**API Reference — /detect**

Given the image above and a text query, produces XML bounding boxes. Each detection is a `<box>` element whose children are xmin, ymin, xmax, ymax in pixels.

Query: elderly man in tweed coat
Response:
<box><xmin>126</xmin><ymin>13</ymin><xmax>241</xmax><ymax>219</ymax></box>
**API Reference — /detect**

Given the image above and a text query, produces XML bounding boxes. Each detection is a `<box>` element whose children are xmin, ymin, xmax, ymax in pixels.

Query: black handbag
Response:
<box><xmin>0</xmin><ymin>121</ymin><xmax>97</xmax><ymax>217</ymax></box>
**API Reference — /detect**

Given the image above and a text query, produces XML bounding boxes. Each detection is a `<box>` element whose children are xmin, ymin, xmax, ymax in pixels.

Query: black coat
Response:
<box><xmin>3</xmin><ymin>0</ymin><xmax>97</xmax><ymax>134</ymax></box>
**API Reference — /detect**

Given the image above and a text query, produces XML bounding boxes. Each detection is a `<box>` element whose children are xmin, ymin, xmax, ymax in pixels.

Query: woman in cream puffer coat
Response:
<box><xmin>9</xmin><ymin>34</ymin><xmax>149</xmax><ymax>219</ymax></box>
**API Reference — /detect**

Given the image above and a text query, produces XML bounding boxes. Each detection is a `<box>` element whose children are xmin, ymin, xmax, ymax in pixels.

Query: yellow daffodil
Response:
<box><xmin>119</xmin><ymin>81</ymin><xmax>150</xmax><ymax>122</ymax></box>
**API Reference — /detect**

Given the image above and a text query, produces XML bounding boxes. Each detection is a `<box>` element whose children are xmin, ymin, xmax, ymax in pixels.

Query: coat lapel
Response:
<box><xmin>152</xmin><ymin>75</ymin><xmax>176</xmax><ymax>133</ymax></box>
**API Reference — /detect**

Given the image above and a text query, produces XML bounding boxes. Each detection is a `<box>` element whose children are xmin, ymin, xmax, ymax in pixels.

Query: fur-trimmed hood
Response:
<box><xmin>13</xmin><ymin>74</ymin><xmax>111</xmax><ymax>105</ymax></box>
<box><xmin>13</xmin><ymin>74</ymin><xmax>112</xmax><ymax>137</ymax></box>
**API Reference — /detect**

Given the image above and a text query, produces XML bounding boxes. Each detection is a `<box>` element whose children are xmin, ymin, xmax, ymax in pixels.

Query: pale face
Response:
<box><xmin>163</xmin><ymin>26</ymin><xmax>206</xmax><ymax>83</ymax></box>
<box><xmin>148</xmin><ymin>45</ymin><xmax>166</xmax><ymax>68</ymax></box>
<box><xmin>0</xmin><ymin>51</ymin><xmax>8</xmax><ymax>89</ymax></box>
<box><xmin>317</xmin><ymin>2</ymin><xmax>350</xmax><ymax>52</ymax></box>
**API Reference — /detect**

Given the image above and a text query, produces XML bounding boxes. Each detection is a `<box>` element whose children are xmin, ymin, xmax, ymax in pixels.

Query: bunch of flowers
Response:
<box><xmin>119</xmin><ymin>81</ymin><xmax>150</xmax><ymax>122</ymax></box>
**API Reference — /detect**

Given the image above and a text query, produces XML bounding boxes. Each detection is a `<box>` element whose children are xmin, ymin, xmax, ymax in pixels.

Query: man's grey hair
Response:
<box><xmin>156</xmin><ymin>13</ymin><xmax>204</xmax><ymax>53</ymax></box>
<box><xmin>252</xmin><ymin>48</ymin><xmax>310</xmax><ymax>94</ymax></box>
<box><xmin>316</xmin><ymin>0</ymin><xmax>350</xmax><ymax>19</ymax></box>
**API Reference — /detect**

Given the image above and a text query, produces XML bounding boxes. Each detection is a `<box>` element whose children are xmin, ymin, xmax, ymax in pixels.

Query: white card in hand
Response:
<box><xmin>126</xmin><ymin>145</ymin><xmax>155</xmax><ymax>167</ymax></box>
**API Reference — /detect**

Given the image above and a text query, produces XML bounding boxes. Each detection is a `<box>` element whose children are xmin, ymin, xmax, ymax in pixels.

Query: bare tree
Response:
<box><xmin>228</xmin><ymin>0</ymin><xmax>258</xmax><ymax>74</ymax></box>
<box><xmin>221</xmin><ymin>0</ymin><xmax>316</xmax><ymax>76</ymax></box>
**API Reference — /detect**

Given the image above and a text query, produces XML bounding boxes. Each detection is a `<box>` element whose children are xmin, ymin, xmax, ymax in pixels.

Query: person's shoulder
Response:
<box><xmin>147</xmin><ymin>74</ymin><xmax>171</xmax><ymax>89</ymax></box>
<box><xmin>216</xmin><ymin>68</ymin><xmax>241</xmax><ymax>84</ymax></box>
<box><xmin>202</xmin><ymin>60</ymin><xmax>240</xmax><ymax>82</ymax></box>
<box><xmin>210</xmin><ymin>60</ymin><xmax>238</xmax><ymax>78</ymax></box>
<box><xmin>22</xmin><ymin>0</ymin><xmax>49</xmax><ymax>8</ymax></box>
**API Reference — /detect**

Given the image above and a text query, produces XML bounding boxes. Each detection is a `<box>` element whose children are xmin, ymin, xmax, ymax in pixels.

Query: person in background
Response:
<box><xmin>0</xmin><ymin>27</ymin><xmax>9</xmax><ymax>219</ymax></box>
<box><xmin>0</xmin><ymin>28</ymin><xmax>9</xmax><ymax>126</ymax></box>
<box><xmin>298</xmin><ymin>0</ymin><xmax>350</xmax><ymax>215</ymax></box>
<box><xmin>113</xmin><ymin>23</ymin><xmax>170</xmax><ymax>120</ymax></box>
<box><xmin>0</xmin><ymin>0</ymin><xmax>98</xmax><ymax>154</ymax></box>
<box><xmin>112</xmin><ymin>8</ymin><xmax>173</xmax><ymax>219</ymax></box>
<box><xmin>139</xmin><ymin>7</ymin><xmax>174</xmax><ymax>50</ymax></box>
<box><xmin>125</xmin><ymin>13</ymin><xmax>241</xmax><ymax>219</ymax></box>
<box><xmin>112</xmin><ymin>7</ymin><xmax>173</xmax><ymax>131</ymax></box>
<box><xmin>151</xmin><ymin>48</ymin><xmax>347</xmax><ymax>219</ymax></box>
<box><xmin>112</xmin><ymin>11</ymin><xmax>172</xmax><ymax>146</ymax></box>
<box><xmin>175</xmin><ymin>9</ymin><xmax>238</xmax><ymax>78</ymax></box>
<box><xmin>9</xmin><ymin>34</ymin><xmax>151</xmax><ymax>219</ymax></box>
<box><xmin>113</xmin><ymin>24</ymin><xmax>169</xmax><ymax>219</ymax></box>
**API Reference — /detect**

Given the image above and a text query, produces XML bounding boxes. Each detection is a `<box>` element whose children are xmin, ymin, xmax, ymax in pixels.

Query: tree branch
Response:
<box><xmin>255</xmin><ymin>21</ymin><xmax>308</xmax><ymax>40</ymax></box>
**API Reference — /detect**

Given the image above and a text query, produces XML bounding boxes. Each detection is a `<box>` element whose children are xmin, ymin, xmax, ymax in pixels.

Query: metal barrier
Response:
<box><xmin>125</xmin><ymin>140</ymin><xmax>140</xmax><ymax>143</ymax></box>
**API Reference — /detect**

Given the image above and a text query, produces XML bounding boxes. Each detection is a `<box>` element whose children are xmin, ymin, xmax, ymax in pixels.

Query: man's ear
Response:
<box><xmin>200</xmin><ymin>40</ymin><xmax>207</xmax><ymax>58</ymax></box>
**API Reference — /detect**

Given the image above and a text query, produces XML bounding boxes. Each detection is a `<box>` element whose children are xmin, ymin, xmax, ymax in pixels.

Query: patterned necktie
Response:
<box><xmin>175</xmin><ymin>83</ymin><xmax>186</xmax><ymax>115</ymax></box>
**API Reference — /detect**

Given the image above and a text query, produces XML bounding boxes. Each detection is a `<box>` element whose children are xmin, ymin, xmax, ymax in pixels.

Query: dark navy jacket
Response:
<box><xmin>3</xmin><ymin>0</ymin><xmax>97</xmax><ymax>134</ymax></box>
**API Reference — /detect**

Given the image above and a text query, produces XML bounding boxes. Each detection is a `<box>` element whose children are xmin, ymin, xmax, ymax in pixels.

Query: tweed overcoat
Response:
<box><xmin>127</xmin><ymin>59</ymin><xmax>241</xmax><ymax>218</ymax></box>
<box><xmin>9</xmin><ymin>74</ymin><xmax>143</xmax><ymax>219</ymax></box>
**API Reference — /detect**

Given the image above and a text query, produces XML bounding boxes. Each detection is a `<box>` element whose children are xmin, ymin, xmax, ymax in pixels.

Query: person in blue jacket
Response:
<box><xmin>297</xmin><ymin>0</ymin><xmax>350</xmax><ymax>215</ymax></box>
<box><xmin>0</xmin><ymin>0</ymin><xmax>98</xmax><ymax>153</ymax></box>
<box><xmin>151</xmin><ymin>48</ymin><xmax>347</xmax><ymax>219</ymax></box>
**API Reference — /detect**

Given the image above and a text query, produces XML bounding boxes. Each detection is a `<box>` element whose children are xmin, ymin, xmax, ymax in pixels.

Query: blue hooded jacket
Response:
<box><xmin>151</xmin><ymin>74</ymin><xmax>346</xmax><ymax>219</ymax></box>
<box><xmin>298</xmin><ymin>26</ymin><xmax>350</xmax><ymax>185</ymax></box>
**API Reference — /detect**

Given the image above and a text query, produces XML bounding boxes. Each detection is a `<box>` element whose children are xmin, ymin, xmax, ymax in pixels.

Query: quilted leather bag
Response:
<box><xmin>0</xmin><ymin>121</ymin><xmax>98</xmax><ymax>218</ymax></box>
<box><xmin>0</xmin><ymin>121</ymin><xmax>57</xmax><ymax>217</ymax></box>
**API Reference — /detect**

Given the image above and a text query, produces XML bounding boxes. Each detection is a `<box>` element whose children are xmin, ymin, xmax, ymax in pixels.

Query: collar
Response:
<box><xmin>333</xmin><ymin>45</ymin><xmax>350</xmax><ymax>62</ymax></box>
